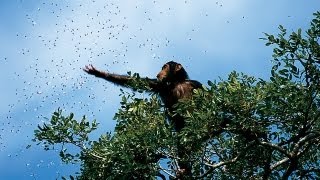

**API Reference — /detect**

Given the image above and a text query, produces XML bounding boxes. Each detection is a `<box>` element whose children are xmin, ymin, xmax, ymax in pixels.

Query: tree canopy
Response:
<box><xmin>34</xmin><ymin>12</ymin><xmax>320</xmax><ymax>179</ymax></box>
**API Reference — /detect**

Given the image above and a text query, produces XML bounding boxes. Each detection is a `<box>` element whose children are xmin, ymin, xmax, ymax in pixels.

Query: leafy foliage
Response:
<box><xmin>34</xmin><ymin>12</ymin><xmax>320</xmax><ymax>179</ymax></box>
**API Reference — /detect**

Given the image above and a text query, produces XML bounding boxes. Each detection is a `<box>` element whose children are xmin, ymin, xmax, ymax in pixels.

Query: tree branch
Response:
<box><xmin>292</xmin><ymin>132</ymin><xmax>320</xmax><ymax>155</ymax></box>
<box><xmin>271</xmin><ymin>157</ymin><xmax>290</xmax><ymax>170</ymax></box>
<box><xmin>198</xmin><ymin>142</ymin><xmax>255</xmax><ymax>179</ymax></box>
<box><xmin>282</xmin><ymin>157</ymin><xmax>298</xmax><ymax>180</ymax></box>
<box><xmin>259</xmin><ymin>141</ymin><xmax>291</xmax><ymax>158</ymax></box>
<box><xmin>204</xmin><ymin>154</ymin><xmax>240</xmax><ymax>169</ymax></box>
<box><xmin>270</xmin><ymin>132</ymin><xmax>320</xmax><ymax>176</ymax></box>
<box><xmin>158</xmin><ymin>164</ymin><xmax>176</xmax><ymax>179</ymax></box>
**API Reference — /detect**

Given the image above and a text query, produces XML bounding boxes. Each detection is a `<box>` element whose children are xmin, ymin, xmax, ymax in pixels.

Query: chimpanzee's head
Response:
<box><xmin>156</xmin><ymin>61</ymin><xmax>189</xmax><ymax>83</ymax></box>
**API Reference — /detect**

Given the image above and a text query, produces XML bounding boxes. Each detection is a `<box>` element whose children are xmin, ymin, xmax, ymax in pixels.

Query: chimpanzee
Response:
<box><xmin>83</xmin><ymin>61</ymin><xmax>202</xmax><ymax>131</ymax></box>
<box><xmin>83</xmin><ymin>61</ymin><xmax>202</xmax><ymax>178</ymax></box>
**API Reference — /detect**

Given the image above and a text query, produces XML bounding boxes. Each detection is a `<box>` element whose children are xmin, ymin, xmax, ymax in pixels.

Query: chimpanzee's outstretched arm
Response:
<box><xmin>83</xmin><ymin>65</ymin><xmax>159</xmax><ymax>91</ymax></box>
<box><xmin>84</xmin><ymin>64</ymin><xmax>132</xmax><ymax>86</ymax></box>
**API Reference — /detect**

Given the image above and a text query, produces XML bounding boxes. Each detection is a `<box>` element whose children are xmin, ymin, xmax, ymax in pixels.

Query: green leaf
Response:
<box><xmin>208</xmin><ymin>80</ymin><xmax>214</xmax><ymax>86</ymax></box>
<box><xmin>70</xmin><ymin>113</ymin><xmax>74</xmax><ymax>120</ymax></box>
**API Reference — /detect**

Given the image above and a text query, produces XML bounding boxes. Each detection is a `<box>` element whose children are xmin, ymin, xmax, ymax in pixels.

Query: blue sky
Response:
<box><xmin>0</xmin><ymin>0</ymin><xmax>319</xmax><ymax>179</ymax></box>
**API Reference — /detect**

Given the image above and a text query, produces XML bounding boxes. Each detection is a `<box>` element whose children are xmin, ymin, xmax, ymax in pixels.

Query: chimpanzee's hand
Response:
<box><xmin>83</xmin><ymin>64</ymin><xmax>105</xmax><ymax>77</ymax></box>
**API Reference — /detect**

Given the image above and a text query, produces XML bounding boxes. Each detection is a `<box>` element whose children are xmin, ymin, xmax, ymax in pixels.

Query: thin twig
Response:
<box><xmin>159</xmin><ymin>164</ymin><xmax>176</xmax><ymax>179</ymax></box>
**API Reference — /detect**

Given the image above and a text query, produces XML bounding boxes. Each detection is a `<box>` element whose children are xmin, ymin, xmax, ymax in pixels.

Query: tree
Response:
<box><xmin>34</xmin><ymin>12</ymin><xmax>320</xmax><ymax>179</ymax></box>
